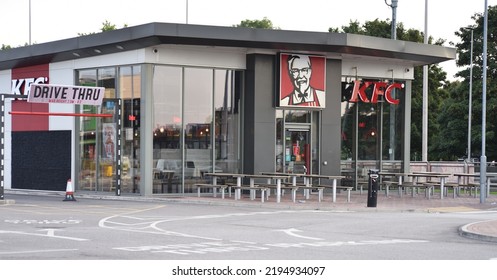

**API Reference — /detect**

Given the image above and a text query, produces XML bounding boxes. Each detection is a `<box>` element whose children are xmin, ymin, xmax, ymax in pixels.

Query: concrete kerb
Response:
<box><xmin>3</xmin><ymin>188</ymin><xmax>449</xmax><ymax>213</ymax></box>
<box><xmin>0</xmin><ymin>199</ymin><xmax>15</xmax><ymax>205</ymax></box>
<box><xmin>459</xmin><ymin>220</ymin><xmax>497</xmax><ymax>243</ymax></box>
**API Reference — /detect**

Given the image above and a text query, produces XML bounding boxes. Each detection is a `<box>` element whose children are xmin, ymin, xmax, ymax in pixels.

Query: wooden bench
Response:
<box><xmin>233</xmin><ymin>185</ymin><xmax>269</xmax><ymax>203</ymax></box>
<box><xmin>317</xmin><ymin>185</ymin><xmax>353</xmax><ymax>202</ymax></box>
<box><xmin>194</xmin><ymin>183</ymin><xmax>230</xmax><ymax>199</ymax></box>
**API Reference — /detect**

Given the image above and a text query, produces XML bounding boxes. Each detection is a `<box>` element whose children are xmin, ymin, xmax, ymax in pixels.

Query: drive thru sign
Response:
<box><xmin>28</xmin><ymin>84</ymin><xmax>105</xmax><ymax>106</ymax></box>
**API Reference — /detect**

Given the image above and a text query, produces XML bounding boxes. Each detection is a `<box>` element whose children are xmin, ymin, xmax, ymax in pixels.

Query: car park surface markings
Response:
<box><xmin>0</xmin><ymin>229</ymin><xmax>88</xmax><ymax>241</ymax></box>
<box><xmin>114</xmin><ymin>239</ymin><xmax>429</xmax><ymax>256</ymax></box>
<box><xmin>101</xmin><ymin>209</ymin><xmax>429</xmax><ymax>256</ymax></box>
<box><xmin>0</xmin><ymin>249</ymin><xmax>79</xmax><ymax>255</ymax></box>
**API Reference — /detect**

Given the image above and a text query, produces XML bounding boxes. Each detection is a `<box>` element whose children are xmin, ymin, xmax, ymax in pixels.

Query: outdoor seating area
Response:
<box><xmin>376</xmin><ymin>171</ymin><xmax>496</xmax><ymax>200</ymax></box>
<box><xmin>194</xmin><ymin>172</ymin><xmax>349</xmax><ymax>204</ymax></box>
<box><xmin>190</xmin><ymin>167</ymin><xmax>497</xmax><ymax>205</ymax></box>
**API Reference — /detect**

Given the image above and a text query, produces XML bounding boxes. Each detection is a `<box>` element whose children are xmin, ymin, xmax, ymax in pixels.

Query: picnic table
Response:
<box><xmin>300</xmin><ymin>174</ymin><xmax>347</xmax><ymax>202</ymax></box>
<box><xmin>408</xmin><ymin>172</ymin><xmax>451</xmax><ymax>199</ymax></box>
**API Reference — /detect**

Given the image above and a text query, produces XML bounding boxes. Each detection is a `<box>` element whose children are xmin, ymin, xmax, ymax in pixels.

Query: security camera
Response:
<box><xmin>153</xmin><ymin>48</ymin><xmax>158</xmax><ymax>53</ymax></box>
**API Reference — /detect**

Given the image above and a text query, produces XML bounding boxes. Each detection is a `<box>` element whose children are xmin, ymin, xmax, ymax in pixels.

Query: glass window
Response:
<box><xmin>77</xmin><ymin>67</ymin><xmax>118</xmax><ymax>193</ymax></box>
<box><xmin>276</xmin><ymin>110</ymin><xmax>284</xmax><ymax>172</ymax></box>
<box><xmin>77</xmin><ymin>69</ymin><xmax>98</xmax><ymax>191</ymax></box>
<box><xmin>119</xmin><ymin>66</ymin><xmax>141</xmax><ymax>193</ymax></box>
<box><xmin>152</xmin><ymin>66</ymin><xmax>182</xmax><ymax>193</ymax></box>
<box><xmin>184</xmin><ymin>68</ymin><xmax>213</xmax><ymax>191</ymax></box>
<box><xmin>284</xmin><ymin>110</ymin><xmax>311</xmax><ymax>123</ymax></box>
<box><xmin>340</xmin><ymin>78</ymin><xmax>406</xmax><ymax>183</ymax></box>
<box><xmin>98</xmin><ymin>67</ymin><xmax>116</xmax><ymax>98</ymax></box>
<box><xmin>214</xmin><ymin>69</ymin><xmax>240</xmax><ymax>174</ymax></box>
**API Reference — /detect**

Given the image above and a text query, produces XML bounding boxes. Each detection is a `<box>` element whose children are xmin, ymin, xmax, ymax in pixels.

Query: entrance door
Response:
<box><xmin>284</xmin><ymin>128</ymin><xmax>310</xmax><ymax>174</ymax></box>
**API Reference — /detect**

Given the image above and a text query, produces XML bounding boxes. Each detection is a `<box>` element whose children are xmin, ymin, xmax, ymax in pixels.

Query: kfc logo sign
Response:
<box><xmin>349</xmin><ymin>80</ymin><xmax>404</xmax><ymax>105</ymax></box>
<box><xmin>11</xmin><ymin>76</ymin><xmax>48</xmax><ymax>96</ymax></box>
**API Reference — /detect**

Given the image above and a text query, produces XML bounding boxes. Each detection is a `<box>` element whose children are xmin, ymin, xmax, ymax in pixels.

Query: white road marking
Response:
<box><xmin>113</xmin><ymin>239</ymin><xmax>429</xmax><ymax>256</ymax></box>
<box><xmin>275</xmin><ymin>228</ymin><xmax>324</xmax><ymax>240</ymax></box>
<box><xmin>99</xmin><ymin>209</ymin><xmax>335</xmax><ymax>241</ymax></box>
<box><xmin>0</xmin><ymin>249</ymin><xmax>78</xmax><ymax>255</ymax></box>
<box><xmin>0</xmin><ymin>229</ymin><xmax>88</xmax><ymax>241</ymax></box>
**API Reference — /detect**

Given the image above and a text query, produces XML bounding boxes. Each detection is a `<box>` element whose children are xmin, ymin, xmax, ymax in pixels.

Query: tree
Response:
<box><xmin>78</xmin><ymin>20</ymin><xmax>128</xmax><ymax>36</ymax></box>
<box><xmin>439</xmin><ymin>5</ymin><xmax>497</xmax><ymax>160</ymax></box>
<box><xmin>233</xmin><ymin>17</ymin><xmax>279</xmax><ymax>29</ymax></box>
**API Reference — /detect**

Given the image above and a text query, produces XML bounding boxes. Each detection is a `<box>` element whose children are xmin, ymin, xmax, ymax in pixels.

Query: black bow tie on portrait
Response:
<box><xmin>298</xmin><ymin>93</ymin><xmax>308</xmax><ymax>99</ymax></box>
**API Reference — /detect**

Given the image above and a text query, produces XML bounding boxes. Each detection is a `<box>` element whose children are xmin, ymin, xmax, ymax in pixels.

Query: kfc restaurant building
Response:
<box><xmin>0</xmin><ymin>22</ymin><xmax>455</xmax><ymax>197</ymax></box>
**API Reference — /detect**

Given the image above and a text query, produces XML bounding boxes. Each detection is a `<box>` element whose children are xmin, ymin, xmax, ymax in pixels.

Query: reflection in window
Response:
<box><xmin>152</xmin><ymin>66</ymin><xmax>242</xmax><ymax>194</ymax></box>
<box><xmin>120</xmin><ymin>66</ymin><xmax>141</xmax><ymax>193</ymax></box>
<box><xmin>340</xmin><ymin>78</ymin><xmax>406</xmax><ymax>180</ymax></box>
<box><xmin>214</xmin><ymin>69</ymin><xmax>241</xmax><ymax>174</ymax></box>
<box><xmin>78</xmin><ymin>69</ymin><xmax>97</xmax><ymax>192</ymax></box>
<box><xmin>152</xmin><ymin>66</ymin><xmax>182</xmax><ymax>194</ymax></box>
<box><xmin>77</xmin><ymin>67</ymin><xmax>117</xmax><ymax>193</ymax></box>
<box><xmin>284</xmin><ymin>110</ymin><xmax>311</xmax><ymax>123</ymax></box>
<box><xmin>184</xmin><ymin>68</ymin><xmax>213</xmax><ymax>151</ymax></box>
<box><xmin>98</xmin><ymin>67</ymin><xmax>116</xmax><ymax>98</ymax></box>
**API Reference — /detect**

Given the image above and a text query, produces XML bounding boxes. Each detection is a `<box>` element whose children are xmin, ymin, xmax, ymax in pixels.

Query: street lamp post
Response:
<box><xmin>480</xmin><ymin>0</ymin><xmax>488</xmax><ymax>204</ymax></box>
<box><xmin>384</xmin><ymin>0</ymin><xmax>398</xmax><ymax>39</ymax></box>
<box><xmin>467</xmin><ymin>28</ymin><xmax>474</xmax><ymax>163</ymax></box>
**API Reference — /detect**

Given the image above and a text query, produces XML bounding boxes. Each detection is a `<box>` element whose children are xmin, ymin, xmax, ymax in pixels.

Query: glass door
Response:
<box><xmin>284</xmin><ymin>128</ymin><xmax>310</xmax><ymax>174</ymax></box>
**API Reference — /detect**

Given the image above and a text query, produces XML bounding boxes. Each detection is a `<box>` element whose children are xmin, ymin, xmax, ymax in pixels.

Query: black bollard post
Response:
<box><xmin>367</xmin><ymin>169</ymin><xmax>379</xmax><ymax>207</ymax></box>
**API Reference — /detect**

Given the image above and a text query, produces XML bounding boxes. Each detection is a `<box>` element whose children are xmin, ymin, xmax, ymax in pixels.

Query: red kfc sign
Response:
<box><xmin>349</xmin><ymin>80</ymin><xmax>403</xmax><ymax>105</ymax></box>
<box><xmin>11</xmin><ymin>64</ymin><xmax>50</xmax><ymax>131</ymax></box>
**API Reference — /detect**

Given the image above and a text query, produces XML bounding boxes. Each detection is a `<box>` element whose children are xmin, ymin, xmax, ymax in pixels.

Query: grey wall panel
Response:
<box><xmin>244</xmin><ymin>54</ymin><xmax>276</xmax><ymax>175</ymax></box>
<box><xmin>320</xmin><ymin>59</ymin><xmax>343</xmax><ymax>176</ymax></box>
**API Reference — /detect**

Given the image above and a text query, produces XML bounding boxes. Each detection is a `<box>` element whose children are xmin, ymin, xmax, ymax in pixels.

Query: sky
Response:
<box><xmin>1</xmin><ymin>0</ymin><xmax>495</xmax><ymax>80</ymax></box>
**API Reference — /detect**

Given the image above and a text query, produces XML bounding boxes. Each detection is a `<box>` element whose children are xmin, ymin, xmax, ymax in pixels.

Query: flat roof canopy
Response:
<box><xmin>0</xmin><ymin>22</ymin><xmax>456</xmax><ymax>70</ymax></box>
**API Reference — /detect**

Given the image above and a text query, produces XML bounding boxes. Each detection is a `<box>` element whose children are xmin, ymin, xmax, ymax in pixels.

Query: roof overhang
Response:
<box><xmin>0</xmin><ymin>22</ymin><xmax>456</xmax><ymax>70</ymax></box>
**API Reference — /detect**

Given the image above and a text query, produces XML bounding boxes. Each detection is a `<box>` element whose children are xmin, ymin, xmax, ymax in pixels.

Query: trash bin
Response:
<box><xmin>367</xmin><ymin>169</ymin><xmax>379</xmax><ymax>207</ymax></box>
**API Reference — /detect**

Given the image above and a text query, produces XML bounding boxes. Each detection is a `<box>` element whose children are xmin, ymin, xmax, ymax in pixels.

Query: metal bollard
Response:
<box><xmin>367</xmin><ymin>169</ymin><xmax>379</xmax><ymax>207</ymax></box>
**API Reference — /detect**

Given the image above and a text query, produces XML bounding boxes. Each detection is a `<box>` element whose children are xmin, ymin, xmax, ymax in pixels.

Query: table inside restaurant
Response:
<box><xmin>153</xmin><ymin>169</ymin><xmax>176</xmax><ymax>193</ymax></box>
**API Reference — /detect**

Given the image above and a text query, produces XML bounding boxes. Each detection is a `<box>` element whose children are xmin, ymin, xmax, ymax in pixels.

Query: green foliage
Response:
<box><xmin>330</xmin><ymin>17</ymin><xmax>449</xmax><ymax>160</ymax></box>
<box><xmin>234</xmin><ymin>17</ymin><xmax>280</xmax><ymax>29</ymax></box>
<box><xmin>442</xmin><ymin>5</ymin><xmax>497</xmax><ymax>160</ymax></box>
<box><xmin>78</xmin><ymin>20</ymin><xmax>128</xmax><ymax>36</ymax></box>
<box><xmin>332</xmin><ymin>7</ymin><xmax>497</xmax><ymax>161</ymax></box>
